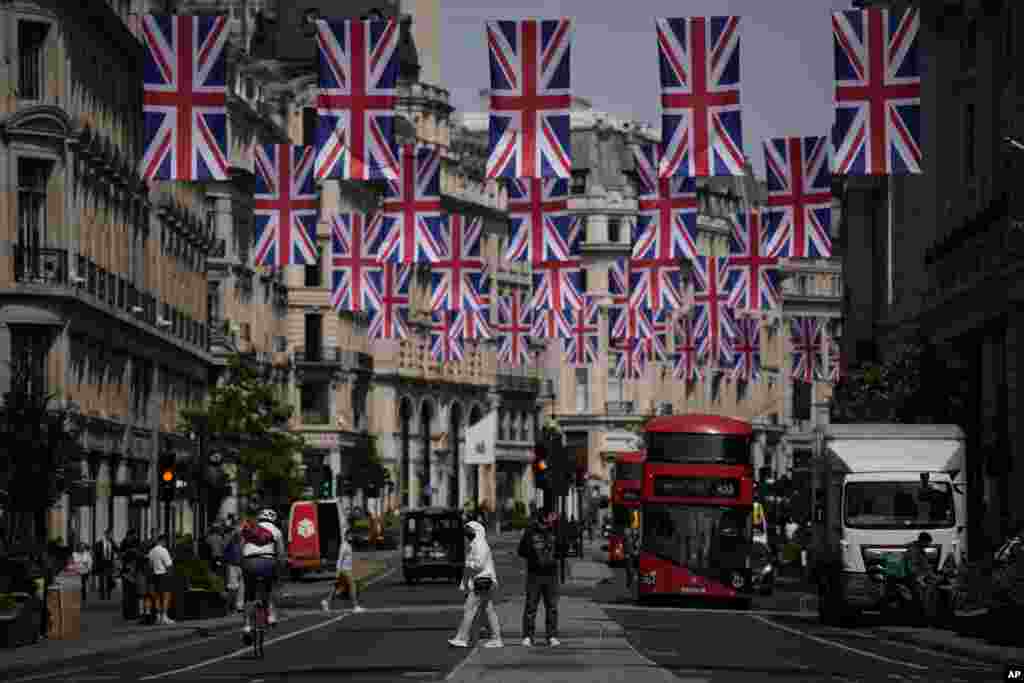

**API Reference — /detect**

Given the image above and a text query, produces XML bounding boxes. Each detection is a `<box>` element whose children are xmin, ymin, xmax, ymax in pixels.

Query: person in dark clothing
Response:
<box><xmin>119</xmin><ymin>529</ymin><xmax>142</xmax><ymax>620</ymax></box>
<box><xmin>905</xmin><ymin>532</ymin><xmax>937</xmax><ymax>621</ymax></box>
<box><xmin>517</xmin><ymin>511</ymin><xmax>568</xmax><ymax>647</ymax></box>
<box><xmin>623</xmin><ymin>511</ymin><xmax>641</xmax><ymax>590</ymax></box>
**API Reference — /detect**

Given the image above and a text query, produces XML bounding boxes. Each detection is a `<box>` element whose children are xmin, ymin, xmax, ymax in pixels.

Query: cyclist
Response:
<box><xmin>241</xmin><ymin>509</ymin><xmax>285</xmax><ymax>644</ymax></box>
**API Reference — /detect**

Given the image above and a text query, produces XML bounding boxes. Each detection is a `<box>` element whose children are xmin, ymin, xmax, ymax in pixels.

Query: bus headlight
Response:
<box><xmin>640</xmin><ymin>572</ymin><xmax>657</xmax><ymax>586</ymax></box>
<box><xmin>731</xmin><ymin>572</ymin><xmax>746</xmax><ymax>589</ymax></box>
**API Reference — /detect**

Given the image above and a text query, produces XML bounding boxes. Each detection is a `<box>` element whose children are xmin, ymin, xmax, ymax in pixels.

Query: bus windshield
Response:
<box><xmin>642</xmin><ymin>504</ymin><xmax>751</xmax><ymax>572</ymax></box>
<box><xmin>615</xmin><ymin>461</ymin><xmax>643</xmax><ymax>481</ymax></box>
<box><xmin>645</xmin><ymin>433</ymin><xmax>750</xmax><ymax>465</ymax></box>
<box><xmin>844</xmin><ymin>481</ymin><xmax>955</xmax><ymax>530</ymax></box>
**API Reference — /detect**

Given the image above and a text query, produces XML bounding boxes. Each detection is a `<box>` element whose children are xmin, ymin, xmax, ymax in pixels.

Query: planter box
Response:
<box><xmin>0</xmin><ymin>594</ymin><xmax>42</xmax><ymax>649</ymax></box>
<box><xmin>182</xmin><ymin>590</ymin><xmax>227</xmax><ymax>621</ymax></box>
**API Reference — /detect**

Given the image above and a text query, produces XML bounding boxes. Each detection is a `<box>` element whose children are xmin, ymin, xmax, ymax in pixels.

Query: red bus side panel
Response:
<box><xmin>638</xmin><ymin>553</ymin><xmax>740</xmax><ymax>599</ymax></box>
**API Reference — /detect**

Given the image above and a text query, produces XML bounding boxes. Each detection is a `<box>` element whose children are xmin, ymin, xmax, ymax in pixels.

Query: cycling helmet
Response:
<box><xmin>258</xmin><ymin>508</ymin><xmax>278</xmax><ymax>524</ymax></box>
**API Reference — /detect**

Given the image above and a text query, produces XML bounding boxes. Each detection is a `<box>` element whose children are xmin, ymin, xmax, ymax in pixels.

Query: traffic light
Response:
<box><xmin>532</xmin><ymin>448</ymin><xmax>549</xmax><ymax>490</ymax></box>
<box><xmin>158</xmin><ymin>452</ymin><xmax>176</xmax><ymax>502</ymax></box>
<box><xmin>318</xmin><ymin>467</ymin><xmax>333</xmax><ymax>498</ymax></box>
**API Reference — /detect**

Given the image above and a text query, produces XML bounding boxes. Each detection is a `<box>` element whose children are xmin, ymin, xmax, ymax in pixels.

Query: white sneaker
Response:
<box><xmin>521</xmin><ymin>637</ymin><xmax>533</xmax><ymax>647</ymax></box>
<box><xmin>483</xmin><ymin>639</ymin><xmax>504</xmax><ymax>648</ymax></box>
<box><xmin>321</xmin><ymin>599</ymin><xmax>330</xmax><ymax>612</ymax></box>
<box><xmin>353</xmin><ymin>605</ymin><xmax>366</xmax><ymax>613</ymax></box>
<box><xmin>448</xmin><ymin>638</ymin><xmax>470</xmax><ymax>648</ymax></box>
<box><xmin>162</xmin><ymin>617</ymin><xmax>176</xmax><ymax>625</ymax></box>
<box><xmin>242</xmin><ymin>624</ymin><xmax>252</xmax><ymax>634</ymax></box>
<box><xmin>548</xmin><ymin>637</ymin><xmax>560</xmax><ymax>647</ymax></box>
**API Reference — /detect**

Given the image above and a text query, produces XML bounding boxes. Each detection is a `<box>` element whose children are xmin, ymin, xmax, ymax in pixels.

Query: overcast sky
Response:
<box><xmin>439</xmin><ymin>0</ymin><xmax>853</xmax><ymax>179</ymax></box>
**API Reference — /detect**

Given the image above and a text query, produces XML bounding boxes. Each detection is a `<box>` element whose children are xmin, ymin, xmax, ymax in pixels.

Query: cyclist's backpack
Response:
<box><xmin>242</xmin><ymin>524</ymin><xmax>274</xmax><ymax>547</ymax></box>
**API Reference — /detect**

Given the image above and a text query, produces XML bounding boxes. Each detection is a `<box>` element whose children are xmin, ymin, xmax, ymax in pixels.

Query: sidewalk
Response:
<box><xmin>0</xmin><ymin>556</ymin><xmax>394</xmax><ymax>678</ymax></box>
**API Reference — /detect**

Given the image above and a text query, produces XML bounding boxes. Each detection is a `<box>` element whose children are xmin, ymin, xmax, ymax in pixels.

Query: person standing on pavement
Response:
<box><xmin>905</xmin><ymin>532</ymin><xmax>937</xmax><ymax>623</ymax></box>
<box><xmin>517</xmin><ymin>510</ymin><xmax>567</xmax><ymax>647</ymax></box>
<box><xmin>72</xmin><ymin>542</ymin><xmax>93</xmax><ymax>603</ymax></box>
<box><xmin>119</xmin><ymin>529</ymin><xmax>141</xmax><ymax>620</ymax></box>
<box><xmin>147</xmin><ymin>533</ymin><xmax>175</xmax><ymax>625</ymax></box>
<box><xmin>322</xmin><ymin>529</ymin><xmax>365</xmax><ymax>613</ymax></box>
<box><xmin>449</xmin><ymin>520</ymin><xmax>502</xmax><ymax>648</ymax></box>
<box><xmin>94</xmin><ymin>528</ymin><xmax>118</xmax><ymax>600</ymax></box>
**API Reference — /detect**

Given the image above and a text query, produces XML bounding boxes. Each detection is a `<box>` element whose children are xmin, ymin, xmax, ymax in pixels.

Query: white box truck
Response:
<box><xmin>810</xmin><ymin>424</ymin><xmax>966</xmax><ymax>624</ymax></box>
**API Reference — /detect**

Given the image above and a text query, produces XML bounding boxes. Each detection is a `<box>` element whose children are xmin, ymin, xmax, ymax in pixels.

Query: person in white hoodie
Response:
<box><xmin>448</xmin><ymin>521</ymin><xmax>502</xmax><ymax>648</ymax></box>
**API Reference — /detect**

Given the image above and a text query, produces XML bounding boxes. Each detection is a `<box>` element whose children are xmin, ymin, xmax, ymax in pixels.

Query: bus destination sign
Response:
<box><xmin>653</xmin><ymin>476</ymin><xmax>740</xmax><ymax>499</ymax></box>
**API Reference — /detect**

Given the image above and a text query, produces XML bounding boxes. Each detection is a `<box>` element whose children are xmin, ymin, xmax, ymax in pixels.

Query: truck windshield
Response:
<box><xmin>844</xmin><ymin>481</ymin><xmax>955</xmax><ymax>529</ymax></box>
<box><xmin>641</xmin><ymin>504</ymin><xmax>751</xmax><ymax>571</ymax></box>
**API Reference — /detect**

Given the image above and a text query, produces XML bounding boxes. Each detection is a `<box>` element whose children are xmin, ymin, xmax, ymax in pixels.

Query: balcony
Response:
<box><xmin>605</xmin><ymin>400</ymin><xmax>635</xmax><ymax>416</ymax></box>
<box><xmin>496</xmin><ymin>370</ymin><xmax>540</xmax><ymax>394</ymax></box>
<box><xmin>14</xmin><ymin>246</ymin><xmax>69</xmax><ymax>285</ymax></box>
<box><xmin>294</xmin><ymin>346</ymin><xmax>373</xmax><ymax>372</ymax></box>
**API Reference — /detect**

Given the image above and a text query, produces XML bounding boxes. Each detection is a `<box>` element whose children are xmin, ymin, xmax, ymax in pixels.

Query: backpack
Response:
<box><xmin>242</xmin><ymin>524</ymin><xmax>274</xmax><ymax>547</ymax></box>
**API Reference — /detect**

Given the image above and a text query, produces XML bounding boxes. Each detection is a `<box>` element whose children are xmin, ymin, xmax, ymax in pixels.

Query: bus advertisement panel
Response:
<box><xmin>609</xmin><ymin>451</ymin><xmax>644</xmax><ymax>566</ymax></box>
<box><xmin>638</xmin><ymin>415</ymin><xmax>756</xmax><ymax>604</ymax></box>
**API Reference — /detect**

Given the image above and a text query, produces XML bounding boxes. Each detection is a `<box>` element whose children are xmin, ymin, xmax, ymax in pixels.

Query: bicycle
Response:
<box><xmin>249</xmin><ymin>576</ymin><xmax>272</xmax><ymax>659</ymax></box>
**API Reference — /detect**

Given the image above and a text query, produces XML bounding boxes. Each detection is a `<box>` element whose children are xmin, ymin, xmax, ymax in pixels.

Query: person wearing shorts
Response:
<box><xmin>322</xmin><ymin>529</ymin><xmax>364</xmax><ymax>612</ymax></box>
<box><xmin>147</xmin><ymin>534</ymin><xmax>174</xmax><ymax>625</ymax></box>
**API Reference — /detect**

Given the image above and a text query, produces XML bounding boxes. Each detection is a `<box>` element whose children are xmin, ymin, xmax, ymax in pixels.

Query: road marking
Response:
<box><xmin>443</xmin><ymin>643</ymin><xmax>480</xmax><ymax>681</ymax></box>
<box><xmin>597</xmin><ymin>603</ymin><xmax>816</xmax><ymax>618</ymax></box>
<box><xmin>749</xmin><ymin>615</ymin><xmax>927</xmax><ymax>670</ymax></box>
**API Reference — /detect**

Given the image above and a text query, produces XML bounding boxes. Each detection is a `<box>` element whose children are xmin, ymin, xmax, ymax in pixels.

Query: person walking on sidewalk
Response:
<box><xmin>72</xmin><ymin>542</ymin><xmax>93</xmax><ymax>603</ymax></box>
<box><xmin>449</xmin><ymin>520</ymin><xmax>502</xmax><ymax>648</ymax></box>
<box><xmin>517</xmin><ymin>511</ymin><xmax>568</xmax><ymax>647</ymax></box>
<box><xmin>322</xmin><ymin>529</ymin><xmax>365</xmax><ymax>613</ymax></box>
<box><xmin>147</xmin><ymin>534</ymin><xmax>175</xmax><ymax>625</ymax></box>
<box><xmin>94</xmin><ymin>529</ymin><xmax>118</xmax><ymax>600</ymax></box>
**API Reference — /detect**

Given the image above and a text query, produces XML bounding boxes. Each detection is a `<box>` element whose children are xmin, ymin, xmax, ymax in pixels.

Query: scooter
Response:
<box><xmin>866</xmin><ymin>562</ymin><xmax>920</xmax><ymax>623</ymax></box>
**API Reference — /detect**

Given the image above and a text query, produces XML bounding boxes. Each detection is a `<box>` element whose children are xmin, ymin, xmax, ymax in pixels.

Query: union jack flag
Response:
<box><xmin>763</xmin><ymin>136</ymin><xmax>833</xmax><ymax>259</ymax></box>
<box><xmin>562</xmin><ymin>296</ymin><xmax>598</xmax><ymax>366</ymax></box>
<box><xmin>637</xmin><ymin>310</ymin><xmax>671</xmax><ymax>364</ymax></box>
<box><xmin>253</xmin><ymin>144</ymin><xmax>319</xmax><ymax>267</ymax></box>
<box><xmin>790</xmin><ymin>316</ymin><xmax>824</xmax><ymax>383</ymax></box>
<box><xmin>612</xmin><ymin>339</ymin><xmax>646</xmax><ymax>380</ymax></box>
<box><xmin>430</xmin><ymin>310</ymin><xmax>464</xmax><ymax>364</ymax></box>
<box><xmin>504</xmin><ymin>178</ymin><xmax>580</xmax><ymax>264</ymax></box>
<box><xmin>629</xmin><ymin>260</ymin><xmax>686</xmax><ymax>313</ymax></box>
<box><xmin>828</xmin><ymin>333</ymin><xmax>844</xmax><ymax>384</ymax></box>
<box><xmin>673</xmin><ymin>314</ymin><xmax>703</xmax><ymax>382</ymax></box>
<box><xmin>486</xmin><ymin>19</ymin><xmax>572</xmax><ymax>178</ymax></box>
<box><xmin>726</xmin><ymin>208</ymin><xmax>781</xmax><ymax>314</ymax></box>
<box><xmin>368</xmin><ymin>262</ymin><xmax>411</xmax><ymax>340</ymax></box>
<box><xmin>452</xmin><ymin>306</ymin><xmax>492</xmax><ymax>343</ymax></box>
<box><xmin>530</xmin><ymin>259</ymin><xmax>584</xmax><ymax>313</ymax></box>
<box><xmin>430</xmin><ymin>215</ymin><xmax>487</xmax><ymax>311</ymax></box>
<box><xmin>316</xmin><ymin>19</ymin><xmax>400</xmax><ymax>180</ymax></box>
<box><xmin>633</xmin><ymin>143</ymin><xmax>699</xmax><ymax>262</ymax></box>
<box><xmin>140</xmin><ymin>15</ymin><xmax>229</xmax><ymax>181</ymax></box>
<box><xmin>693</xmin><ymin>256</ymin><xmax>737</xmax><ymax>367</ymax></box>
<box><xmin>656</xmin><ymin>17</ymin><xmax>745</xmax><ymax>178</ymax></box>
<box><xmin>609</xmin><ymin>258</ymin><xmax>653</xmax><ymax>343</ymax></box>
<box><xmin>832</xmin><ymin>8</ymin><xmax>921</xmax><ymax>175</ymax></box>
<box><xmin>731</xmin><ymin>317</ymin><xmax>761</xmax><ymax>383</ymax></box>
<box><xmin>330</xmin><ymin>211</ymin><xmax>382</xmax><ymax>313</ymax></box>
<box><xmin>495</xmin><ymin>289</ymin><xmax>533</xmax><ymax>366</ymax></box>
<box><xmin>532</xmin><ymin>307</ymin><xmax>571</xmax><ymax>340</ymax></box>
<box><xmin>377</xmin><ymin>144</ymin><xmax>447</xmax><ymax>263</ymax></box>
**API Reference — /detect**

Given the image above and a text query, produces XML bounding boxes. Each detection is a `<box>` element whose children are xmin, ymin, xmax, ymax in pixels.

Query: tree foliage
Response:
<box><xmin>179</xmin><ymin>355</ymin><xmax>305</xmax><ymax>511</ymax></box>
<box><xmin>347</xmin><ymin>436</ymin><xmax>387</xmax><ymax>493</ymax></box>
<box><xmin>830</xmin><ymin>336</ymin><xmax>967</xmax><ymax>426</ymax></box>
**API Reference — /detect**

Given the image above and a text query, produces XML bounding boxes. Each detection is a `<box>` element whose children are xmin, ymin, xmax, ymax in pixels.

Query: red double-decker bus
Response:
<box><xmin>638</xmin><ymin>414</ymin><xmax>756</xmax><ymax>606</ymax></box>
<box><xmin>608</xmin><ymin>451</ymin><xmax>644</xmax><ymax>566</ymax></box>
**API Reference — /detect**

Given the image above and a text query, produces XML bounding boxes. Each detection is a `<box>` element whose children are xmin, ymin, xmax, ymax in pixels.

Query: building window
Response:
<box><xmin>499</xmin><ymin>409</ymin><xmax>508</xmax><ymax>440</ymax></box>
<box><xmin>303</xmin><ymin>107</ymin><xmax>318</xmax><ymax>147</ymax></box>
<box><xmin>607</xmin><ymin>366</ymin><xmax>623</xmax><ymax>402</ymax></box>
<box><xmin>964</xmin><ymin>103</ymin><xmax>976</xmax><ymax>181</ymax></box>
<box><xmin>17</xmin><ymin>21</ymin><xmax>48</xmax><ymax>100</ymax></box>
<box><xmin>9</xmin><ymin>325</ymin><xmax>50</xmax><ymax>397</ymax></box>
<box><xmin>607</xmin><ymin>218</ymin><xmax>621</xmax><ymax>243</ymax></box>
<box><xmin>305</xmin><ymin>250</ymin><xmax>322</xmax><ymax>287</ymax></box>
<box><xmin>575</xmin><ymin>367</ymin><xmax>589</xmax><ymax>412</ymax></box>
<box><xmin>17</xmin><ymin>158</ymin><xmax>50</xmax><ymax>253</ymax></box>
<box><xmin>570</xmin><ymin>169</ymin><xmax>588</xmax><ymax>196</ymax></box>
<box><xmin>300</xmin><ymin>382</ymin><xmax>330</xmax><ymax>424</ymax></box>
<box><xmin>304</xmin><ymin>313</ymin><xmax>322</xmax><ymax>359</ymax></box>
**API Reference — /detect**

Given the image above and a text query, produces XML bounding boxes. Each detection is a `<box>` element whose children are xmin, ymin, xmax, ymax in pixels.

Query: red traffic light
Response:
<box><xmin>161</xmin><ymin>469</ymin><xmax>174</xmax><ymax>482</ymax></box>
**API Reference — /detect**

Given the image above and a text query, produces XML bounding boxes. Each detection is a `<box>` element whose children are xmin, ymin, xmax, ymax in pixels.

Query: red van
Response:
<box><xmin>287</xmin><ymin>499</ymin><xmax>343</xmax><ymax>579</ymax></box>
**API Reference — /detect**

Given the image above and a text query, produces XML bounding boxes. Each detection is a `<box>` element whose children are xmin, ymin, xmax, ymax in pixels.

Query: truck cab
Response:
<box><xmin>812</xmin><ymin>424</ymin><xmax>966</xmax><ymax>624</ymax></box>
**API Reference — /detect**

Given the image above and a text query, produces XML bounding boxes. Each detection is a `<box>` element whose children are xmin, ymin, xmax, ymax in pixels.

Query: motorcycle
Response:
<box><xmin>866</xmin><ymin>562</ymin><xmax>919</xmax><ymax>622</ymax></box>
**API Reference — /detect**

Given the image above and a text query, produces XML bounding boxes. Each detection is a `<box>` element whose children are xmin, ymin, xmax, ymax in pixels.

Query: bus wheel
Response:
<box><xmin>734</xmin><ymin>598</ymin><xmax>752</xmax><ymax>610</ymax></box>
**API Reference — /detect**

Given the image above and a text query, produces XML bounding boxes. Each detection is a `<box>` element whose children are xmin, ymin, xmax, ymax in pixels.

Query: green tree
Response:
<box><xmin>0</xmin><ymin>361</ymin><xmax>82</xmax><ymax>550</ymax></box>
<box><xmin>179</xmin><ymin>355</ymin><xmax>305</xmax><ymax>515</ymax></box>
<box><xmin>830</xmin><ymin>335</ymin><xmax>967</xmax><ymax>426</ymax></box>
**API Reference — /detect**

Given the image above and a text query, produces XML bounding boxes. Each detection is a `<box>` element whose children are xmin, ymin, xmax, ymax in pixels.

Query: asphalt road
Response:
<box><xmin>5</xmin><ymin>534</ymin><xmax>1007</xmax><ymax>683</ymax></box>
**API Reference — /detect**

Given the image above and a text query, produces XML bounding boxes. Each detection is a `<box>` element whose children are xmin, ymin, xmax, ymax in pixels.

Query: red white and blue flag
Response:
<box><xmin>532</xmin><ymin>307</ymin><xmax>572</xmax><ymax>340</ymax></box>
<box><xmin>726</xmin><ymin>208</ymin><xmax>781</xmax><ymax>314</ymax></box>
<box><xmin>504</xmin><ymin>178</ymin><xmax>580</xmax><ymax>264</ymax></box>
<box><xmin>656</xmin><ymin>16</ymin><xmax>744</xmax><ymax>178</ymax></box>
<box><xmin>731</xmin><ymin>317</ymin><xmax>761</xmax><ymax>384</ymax></box>
<box><xmin>790</xmin><ymin>316</ymin><xmax>824</xmax><ymax>383</ymax></box>
<box><xmin>612</xmin><ymin>339</ymin><xmax>646</xmax><ymax>380</ymax></box>
<box><xmin>330</xmin><ymin>211</ymin><xmax>382</xmax><ymax>313</ymax></box>
<box><xmin>253</xmin><ymin>144</ymin><xmax>319</xmax><ymax>267</ymax></box>
<box><xmin>316</xmin><ymin>18</ymin><xmax>400</xmax><ymax>181</ymax></box>
<box><xmin>693</xmin><ymin>256</ymin><xmax>737</xmax><ymax>367</ymax></box>
<box><xmin>431</xmin><ymin>215</ymin><xmax>488</xmax><ymax>311</ymax></box>
<box><xmin>562</xmin><ymin>296</ymin><xmax>598</xmax><ymax>366</ymax></box>
<box><xmin>637</xmin><ymin>311</ymin><xmax>671</xmax><ymax>364</ymax></box>
<box><xmin>452</xmin><ymin>305</ymin><xmax>492</xmax><ymax>343</ymax></box>
<box><xmin>832</xmin><ymin>7</ymin><xmax>921</xmax><ymax>175</ymax></box>
<box><xmin>530</xmin><ymin>258</ymin><xmax>584</xmax><ymax>314</ymax></box>
<box><xmin>763</xmin><ymin>136</ymin><xmax>834</xmax><ymax>259</ymax></box>
<box><xmin>828</xmin><ymin>333</ymin><xmax>844</xmax><ymax>384</ymax></box>
<box><xmin>140</xmin><ymin>14</ymin><xmax>229</xmax><ymax>181</ymax></box>
<box><xmin>368</xmin><ymin>262</ymin><xmax>411</xmax><ymax>340</ymax></box>
<box><xmin>496</xmin><ymin>289</ymin><xmax>533</xmax><ymax>366</ymax></box>
<box><xmin>633</xmin><ymin>143</ymin><xmax>700</xmax><ymax>262</ymax></box>
<box><xmin>609</xmin><ymin>258</ymin><xmax>654</xmax><ymax>344</ymax></box>
<box><xmin>486</xmin><ymin>19</ymin><xmax>572</xmax><ymax>178</ymax></box>
<box><xmin>673</xmin><ymin>314</ymin><xmax>703</xmax><ymax>382</ymax></box>
<box><xmin>430</xmin><ymin>310</ymin><xmax>464</xmax><ymax>364</ymax></box>
<box><xmin>377</xmin><ymin>144</ymin><xmax>447</xmax><ymax>264</ymax></box>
